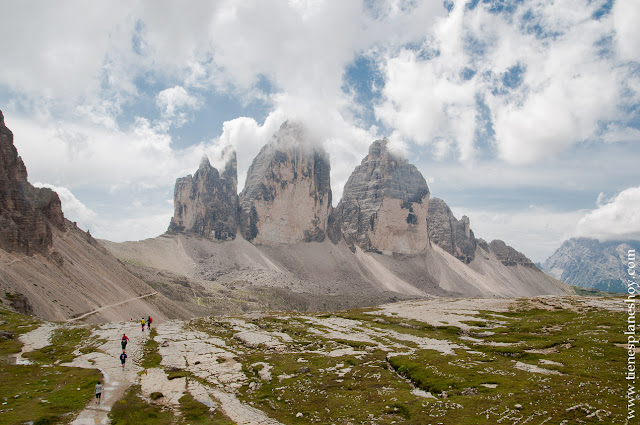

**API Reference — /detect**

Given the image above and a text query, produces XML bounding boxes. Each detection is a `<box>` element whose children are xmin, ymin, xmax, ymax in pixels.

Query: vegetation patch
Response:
<box><xmin>140</xmin><ymin>328</ymin><xmax>161</xmax><ymax>369</ymax></box>
<box><xmin>0</xmin><ymin>308</ymin><xmax>100</xmax><ymax>425</ymax></box>
<box><xmin>109</xmin><ymin>385</ymin><xmax>174</xmax><ymax>425</ymax></box>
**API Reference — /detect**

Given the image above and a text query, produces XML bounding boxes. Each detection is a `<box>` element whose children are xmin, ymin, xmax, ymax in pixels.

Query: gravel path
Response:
<box><xmin>67</xmin><ymin>322</ymin><xmax>147</xmax><ymax>425</ymax></box>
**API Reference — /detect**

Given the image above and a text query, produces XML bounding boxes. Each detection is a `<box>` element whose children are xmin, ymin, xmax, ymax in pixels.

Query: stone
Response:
<box><xmin>489</xmin><ymin>240</ymin><xmax>536</xmax><ymax>268</ymax></box>
<box><xmin>330</xmin><ymin>138</ymin><xmax>430</xmax><ymax>255</ymax></box>
<box><xmin>427</xmin><ymin>198</ymin><xmax>476</xmax><ymax>263</ymax></box>
<box><xmin>0</xmin><ymin>110</ymin><xmax>66</xmax><ymax>255</ymax></box>
<box><xmin>238</xmin><ymin>121</ymin><xmax>332</xmax><ymax>244</ymax></box>
<box><xmin>168</xmin><ymin>149</ymin><xmax>238</xmax><ymax>240</ymax></box>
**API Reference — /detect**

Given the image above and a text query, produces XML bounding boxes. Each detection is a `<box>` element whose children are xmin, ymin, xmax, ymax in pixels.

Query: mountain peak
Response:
<box><xmin>199</xmin><ymin>154</ymin><xmax>212</xmax><ymax>169</ymax></box>
<box><xmin>329</xmin><ymin>138</ymin><xmax>430</xmax><ymax>254</ymax></box>
<box><xmin>238</xmin><ymin>121</ymin><xmax>331</xmax><ymax>244</ymax></box>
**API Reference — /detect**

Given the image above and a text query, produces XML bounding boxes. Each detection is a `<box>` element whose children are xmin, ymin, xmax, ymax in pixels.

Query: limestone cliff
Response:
<box><xmin>168</xmin><ymin>150</ymin><xmax>238</xmax><ymax>240</ymax></box>
<box><xmin>238</xmin><ymin>122</ymin><xmax>332</xmax><ymax>244</ymax></box>
<box><xmin>0</xmin><ymin>110</ymin><xmax>65</xmax><ymax>255</ymax></box>
<box><xmin>330</xmin><ymin>139</ymin><xmax>430</xmax><ymax>255</ymax></box>
<box><xmin>427</xmin><ymin>198</ymin><xmax>476</xmax><ymax>263</ymax></box>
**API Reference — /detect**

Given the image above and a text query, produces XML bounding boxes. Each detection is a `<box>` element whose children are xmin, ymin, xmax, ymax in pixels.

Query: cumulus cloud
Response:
<box><xmin>574</xmin><ymin>187</ymin><xmax>640</xmax><ymax>242</ymax></box>
<box><xmin>2</xmin><ymin>0</ymin><xmax>638</xmax><ymax>248</ymax></box>
<box><xmin>376</xmin><ymin>0</ymin><xmax>640</xmax><ymax>164</ymax></box>
<box><xmin>156</xmin><ymin>86</ymin><xmax>200</xmax><ymax>117</ymax></box>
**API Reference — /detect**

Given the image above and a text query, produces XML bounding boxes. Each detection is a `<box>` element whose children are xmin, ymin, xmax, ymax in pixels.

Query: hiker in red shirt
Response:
<box><xmin>121</xmin><ymin>333</ymin><xmax>129</xmax><ymax>350</ymax></box>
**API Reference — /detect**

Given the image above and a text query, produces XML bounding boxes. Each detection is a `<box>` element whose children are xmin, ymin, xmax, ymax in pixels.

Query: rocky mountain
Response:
<box><xmin>543</xmin><ymin>237</ymin><xmax>639</xmax><ymax>293</ymax></box>
<box><xmin>0</xmin><ymin>110</ymin><xmax>65</xmax><ymax>255</ymax></box>
<box><xmin>0</xmin><ymin>111</ymin><xmax>199</xmax><ymax>322</ymax></box>
<box><xmin>238</xmin><ymin>121</ymin><xmax>332</xmax><ymax>244</ymax></box>
<box><xmin>1</xmin><ymin>109</ymin><xmax>572</xmax><ymax>322</ymax></box>
<box><xmin>329</xmin><ymin>139</ymin><xmax>430</xmax><ymax>255</ymax></box>
<box><xmin>168</xmin><ymin>150</ymin><xmax>238</xmax><ymax>240</ymax></box>
<box><xmin>427</xmin><ymin>198</ymin><xmax>476</xmax><ymax>263</ymax></box>
<box><xmin>107</xmin><ymin>128</ymin><xmax>571</xmax><ymax>311</ymax></box>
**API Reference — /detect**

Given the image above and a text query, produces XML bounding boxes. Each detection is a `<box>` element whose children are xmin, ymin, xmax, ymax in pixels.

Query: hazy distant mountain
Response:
<box><xmin>543</xmin><ymin>237</ymin><xmax>639</xmax><ymax>293</ymax></box>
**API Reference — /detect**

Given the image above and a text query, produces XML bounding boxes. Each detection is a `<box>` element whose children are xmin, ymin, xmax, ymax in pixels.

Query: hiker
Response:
<box><xmin>120</xmin><ymin>351</ymin><xmax>127</xmax><ymax>370</ymax></box>
<box><xmin>121</xmin><ymin>334</ymin><xmax>129</xmax><ymax>350</ymax></box>
<box><xmin>147</xmin><ymin>316</ymin><xmax>152</xmax><ymax>330</ymax></box>
<box><xmin>95</xmin><ymin>381</ymin><xmax>103</xmax><ymax>406</ymax></box>
<box><xmin>141</xmin><ymin>317</ymin><xmax>145</xmax><ymax>332</ymax></box>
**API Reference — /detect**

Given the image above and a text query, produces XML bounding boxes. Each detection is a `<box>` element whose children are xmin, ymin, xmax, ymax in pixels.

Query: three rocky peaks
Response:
<box><xmin>0</xmin><ymin>111</ymin><xmax>570</xmax><ymax>321</ymax></box>
<box><xmin>168</xmin><ymin>121</ymin><xmax>533</xmax><ymax>267</ymax></box>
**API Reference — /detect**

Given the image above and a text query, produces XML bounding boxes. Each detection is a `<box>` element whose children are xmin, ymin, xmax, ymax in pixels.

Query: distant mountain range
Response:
<box><xmin>543</xmin><ymin>237</ymin><xmax>639</xmax><ymax>293</ymax></box>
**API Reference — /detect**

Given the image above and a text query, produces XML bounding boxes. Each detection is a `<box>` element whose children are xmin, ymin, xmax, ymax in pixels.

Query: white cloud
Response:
<box><xmin>156</xmin><ymin>86</ymin><xmax>200</xmax><ymax>117</ymax></box>
<box><xmin>613</xmin><ymin>0</ymin><xmax>640</xmax><ymax>62</ymax></box>
<box><xmin>574</xmin><ymin>186</ymin><xmax>640</xmax><ymax>242</ymax></box>
<box><xmin>375</xmin><ymin>0</ymin><xmax>640</xmax><ymax>165</ymax></box>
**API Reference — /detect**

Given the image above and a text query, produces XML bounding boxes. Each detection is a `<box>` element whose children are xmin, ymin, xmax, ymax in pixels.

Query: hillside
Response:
<box><xmin>0</xmin><ymin>110</ymin><xmax>202</xmax><ymax>322</ymax></box>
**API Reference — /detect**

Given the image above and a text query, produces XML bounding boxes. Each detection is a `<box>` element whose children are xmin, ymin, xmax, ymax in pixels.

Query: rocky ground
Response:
<box><xmin>0</xmin><ymin>295</ymin><xmax>632</xmax><ymax>424</ymax></box>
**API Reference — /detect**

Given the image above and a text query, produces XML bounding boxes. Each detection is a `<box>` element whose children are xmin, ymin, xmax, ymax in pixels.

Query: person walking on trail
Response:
<box><xmin>141</xmin><ymin>317</ymin><xmax>145</xmax><ymax>332</ymax></box>
<box><xmin>121</xmin><ymin>333</ymin><xmax>129</xmax><ymax>350</ymax></box>
<box><xmin>120</xmin><ymin>351</ymin><xmax>127</xmax><ymax>370</ymax></box>
<box><xmin>147</xmin><ymin>316</ymin><xmax>152</xmax><ymax>330</ymax></box>
<box><xmin>95</xmin><ymin>381</ymin><xmax>103</xmax><ymax>406</ymax></box>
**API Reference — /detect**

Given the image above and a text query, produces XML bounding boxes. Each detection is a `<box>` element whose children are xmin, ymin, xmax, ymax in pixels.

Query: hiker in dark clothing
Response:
<box><xmin>120</xmin><ymin>351</ymin><xmax>127</xmax><ymax>370</ymax></box>
<box><xmin>147</xmin><ymin>316</ymin><xmax>152</xmax><ymax>330</ymax></box>
<box><xmin>121</xmin><ymin>334</ymin><xmax>129</xmax><ymax>350</ymax></box>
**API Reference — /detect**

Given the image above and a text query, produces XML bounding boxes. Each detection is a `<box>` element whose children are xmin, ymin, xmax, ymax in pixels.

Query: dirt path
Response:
<box><xmin>66</xmin><ymin>322</ymin><xmax>147</xmax><ymax>425</ymax></box>
<box><xmin>66</xmin><ymin>292</ymin><xmax>158</xmax><ymax>323</ymax></box>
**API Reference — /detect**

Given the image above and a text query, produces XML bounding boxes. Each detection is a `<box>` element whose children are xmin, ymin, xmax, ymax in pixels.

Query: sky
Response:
<box><xmin>1</xmin><ymin>0</ymin><xmax>639</xmax><ymax>263</ymax></box>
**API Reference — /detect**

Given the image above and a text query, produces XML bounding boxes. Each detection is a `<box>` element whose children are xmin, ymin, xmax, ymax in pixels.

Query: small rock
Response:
<box><xmin>515</xmin><ymin>404</ymin><xmax>523</xmax><ymax>410</ymax></box>
<box><xmin>461</xmin><ymin>387</ymin><xmax>478</xmax><ymax>396</ymax></box>
<box><xmin>0</xmin><ymin>331</ymin><xmax>14</xmax><ymax>340</ymax></box>
<box><xmin>296</xmin><ymin>412</ymin><xmax>303</xmax><ymax>418</ymax></box>
<box><xmin>296</xmin><ymin>366</ymin><xmax>311</xmax><ymax>374</ymax></box>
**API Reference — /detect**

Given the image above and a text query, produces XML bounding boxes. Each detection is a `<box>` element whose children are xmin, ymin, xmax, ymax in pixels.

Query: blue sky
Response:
<box><xmin>1</xmin><ymin>0</ymin><xmax>639</xmax><ymax>262</ymax></box>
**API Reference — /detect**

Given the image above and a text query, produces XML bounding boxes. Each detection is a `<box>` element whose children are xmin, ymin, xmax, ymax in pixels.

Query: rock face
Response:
<box><xmin>168</xmin><ymin>150</ymin><xmax>238</xmax><ymax>240</ymax></box>
<box><xmin>0</xmin><ymin>110</ymin><xmax>65</xmax><ymax>255</ymax></box>
<box><xmin>427</xmin><ymin>198</ymin><xmax>476</xmax><ymax>263</ymax></box>
<box><xmin>488</xmin><ymin>240</ymin><xmax>536</xmax><ymax>268</ymax></box>
<box><xmin>543</xmin><ymin>237</ymin><xmax>639</xmax><ymax>293</ymax></box>
<box><xmin>330</xmin><ymin>139</ymin><xmax>430</xmax><ymax>255</ymax></box>
<box><xmin>238</xmin><ymin>122</ymin><xmax>332</xmax><ymax>244</ymax></box>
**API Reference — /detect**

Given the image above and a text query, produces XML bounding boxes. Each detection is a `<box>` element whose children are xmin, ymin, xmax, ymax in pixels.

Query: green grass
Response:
<box><xmin>218</xmin><ymin>300</ymin><xmax>628</xmax><ymax>424</ymax></box>
<box><xmin>140</xmin><ymin>328</ymin><xmax>162</xmax><ymax>369</ymax></box>
<box><xmin>24</xmin><ymin>327</ymin><xmax>91</xmax><ymax>364</ymax></box>
<box><xmin>179</xmin><ymin>392</ymin><xmax>235</xmax><ymax>424</ymax></box>
<box><xmin>109</xmin><ymin>385</ymin><xmax>174</xmax><ymax>425</ymax></box>
<box><xmin>0</xmin><ymin>307</ymin><xmax>101</xmax><ymax>425</ymax></box>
